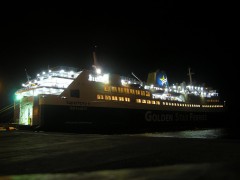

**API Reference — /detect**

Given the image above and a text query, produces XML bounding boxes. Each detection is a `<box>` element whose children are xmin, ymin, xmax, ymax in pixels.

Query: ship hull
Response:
<box><xmin>38</xmin><ymin>104</ymin><xmax>227</xmax><ymax>133</ymax></box>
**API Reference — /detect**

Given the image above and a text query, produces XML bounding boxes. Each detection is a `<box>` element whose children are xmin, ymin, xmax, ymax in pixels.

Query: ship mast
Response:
<box><xmin>187</xmin><ymin>67</ymin><xmax>194</xmax><ymax>85</ymax></box>
<box><xmin>25</xmin><ymin>68</ymin><xmax>31</xmax><ymax>82</ymax></box>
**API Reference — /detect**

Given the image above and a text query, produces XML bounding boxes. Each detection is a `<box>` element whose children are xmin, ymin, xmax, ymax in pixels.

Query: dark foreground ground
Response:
<box><xmin>1</xmin><ymin>129</ymin><xmax>240</xmax><ymax>179</ymax></box>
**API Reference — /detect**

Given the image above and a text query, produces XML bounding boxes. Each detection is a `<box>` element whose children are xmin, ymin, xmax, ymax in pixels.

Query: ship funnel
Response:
<box><xmin>147</xmin><ymin>70</ymin><xmax>169</xmax><ymax>87</ymax></box>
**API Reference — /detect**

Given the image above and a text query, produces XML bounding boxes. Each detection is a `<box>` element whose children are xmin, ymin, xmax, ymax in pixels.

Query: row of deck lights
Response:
<box><xmin>22</xmin><ymin>69</ymin><xmax>76</xmax><ymax>87</ymax></box>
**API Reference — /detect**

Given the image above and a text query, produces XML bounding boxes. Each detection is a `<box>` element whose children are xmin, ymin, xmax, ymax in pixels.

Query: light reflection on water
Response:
<box><xmin>141</xmin><ymin>128</ymin><xmax>240</xmax><ymax>139</ymax></box>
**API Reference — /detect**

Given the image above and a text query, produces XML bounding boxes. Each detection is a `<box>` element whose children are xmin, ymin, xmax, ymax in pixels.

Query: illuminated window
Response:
<box><xmin>118</xmin><ymin>87</ymin><xmax>124</xmax><ymax>93</ymax></box>
<box><xmin>130</xmin><ymin>89</ymin><xmax>135</xmax><ymax>94</ymax></box>
<box><xmin>141</xmin><ymin>91</ymin><xmax>145</xmax><ymax>96</ymax></box>
<box><xmin>112</xmin><ymin>87</ymin><xmax>117</xmax><ymax>92</ymax></box>
<box><xmin>105</xmin><ymin>95</ymin><xmax>111</xmax><ymax>100</ymax></box>
<box><xmin>136</xmin><ymin>99</ymin><xmax>141</xmax><ymax>103</ymax></box>
<box><xmin>142</xmin><ymin>99</ymin><xmax>146</xmax><ymax>103</ymax></box>
<box><xmin>112</xmin><ymin>96</ymin><xmax>118</xmax><ymax>101</ymax></box>
<box><xmin>125</xmin><ymin>97</ymin><xmax>130</xmax><ymax>102</ymax></box>
<box><xmin>152</xmin><ymin>100</ymin><xmax>155</xmax><ymax>104</ymax></box>
<box><xmin>156</xmin><ymin>101</ymin><xmax>160</xmax><ymax>105</ymax></box>
<box><xmin>145</xmin><ymin>91</ymin><xmax>150</xmax><ymax>97</ymax></box>
<box><xmin>104</xmin><ymin>85</ymin><xmax>111</xmax><ymax>92</ymax></box>
<box><xmin>136</xmin><ymin>90</ymin><xmax>140</xmax><ymax>95</ymax></box>
<box><xmin>124</xmin><ymin>88</ymin><xmax>129</xmax><ymax>94</ymax></box>
<box><xmin>119</xmin><ymin>97</ymin><xmax>124</xmax><ymax>101</ymax></box>
<box><xmin>163</xmin><ymin>102</ymin><xmax>165</xmax><ymax>105</ymax></box>
<box><xmin>97</xmin><ymin>95</ymin><xmax>101</xmax><ymax>99</ymax></box>
<box><xmin>147</xmin><ymin>100</ymin><xmax>151</xmax><ymax>104</ymax></box>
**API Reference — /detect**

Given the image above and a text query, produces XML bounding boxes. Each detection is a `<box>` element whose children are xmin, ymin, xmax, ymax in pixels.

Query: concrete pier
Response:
<box><xmin>1</xmin><ymin>130</ymin><xmax>240</xmax><ymax>179</ymax></box>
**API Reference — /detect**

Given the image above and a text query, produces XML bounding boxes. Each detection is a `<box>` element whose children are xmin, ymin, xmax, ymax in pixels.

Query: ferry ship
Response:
<box><xmin>13</xmin><ymin>54</ymin><xmax>226</xmax><ymax>132</ymax></box>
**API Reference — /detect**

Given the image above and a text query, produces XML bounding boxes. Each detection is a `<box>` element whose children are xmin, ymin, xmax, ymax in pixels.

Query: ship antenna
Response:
<box><xmin>187</xmin><ymin>67</ymin><xmax>194</xmax><ymax>85</ymax></box>
<box><xmin>25</xmin><ymin>68</ymin><xmax>31</xmax><ymax>82</ymax></box>
<box><xmin>92</xmin><ymin>45</ymin><xmax>101</xmax><ymax>74</ymax></box>
<box><xmin>92</xmin><ymin>45</ymin><xmax>98</xmax><ymax>68</ymax></box>
<box><xmin>92</xmin><ymin>51</ymin><xmax>98</xmax><ymax>68</ymax></box>
<box><xmin>131</xmin><ymin>72</ymin><xmax>143</xmax><ymax>84</ymax></box>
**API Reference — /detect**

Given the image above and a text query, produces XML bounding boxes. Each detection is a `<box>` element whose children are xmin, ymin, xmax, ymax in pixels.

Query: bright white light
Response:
<box><xmin>96</xmin><ymin>68</ymin><xmax>101</xmax><ymax>74</ymax></box>
<box><xmin>42</xmin><ymin>71</ymin><xmax>45</xmax><ymax>75</ymax></box>
<box><xmin>89</xmin><ymin>73</ymin><xmax>109</xmax><ymax>84</ymax></box>
<box><xmin>102</xmin><ymin>74</ymin><xmax>109</xmax><ymax>84</ymax></box>
<box><xmin>121</xmin><ymin>80</ymin><xmax>125</xmax><ymax>84</ymax></box>
<box><xmin>89</xmin><ymin>74</ymin><xmax>93</xmax><ymax>81</ymax></box>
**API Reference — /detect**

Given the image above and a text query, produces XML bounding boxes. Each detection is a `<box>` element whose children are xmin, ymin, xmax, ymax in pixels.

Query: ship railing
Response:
<box><xmin>16</xmin><ymin>84</ymin><xmax>68</xmax><ymax>93</ymax></box>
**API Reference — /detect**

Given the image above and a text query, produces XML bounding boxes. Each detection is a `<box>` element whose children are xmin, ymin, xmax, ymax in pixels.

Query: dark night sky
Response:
<box><xmin>0</xmin><ymin>2</ymin><xmax>237</xmax><ymax>110</ymax></box>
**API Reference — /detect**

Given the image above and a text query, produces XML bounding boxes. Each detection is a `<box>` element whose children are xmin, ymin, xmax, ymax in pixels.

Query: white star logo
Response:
<box><xmin>160</xmin><ymin>75</ymin><xmax>167</xmax><ymax>85</ymax></box>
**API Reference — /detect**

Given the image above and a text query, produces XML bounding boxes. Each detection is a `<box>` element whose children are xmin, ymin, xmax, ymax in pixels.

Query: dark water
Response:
<box><xmin>141</xmin><ymin>128</ymin><xmax>240</xmax><ymax>140</ymax></box>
